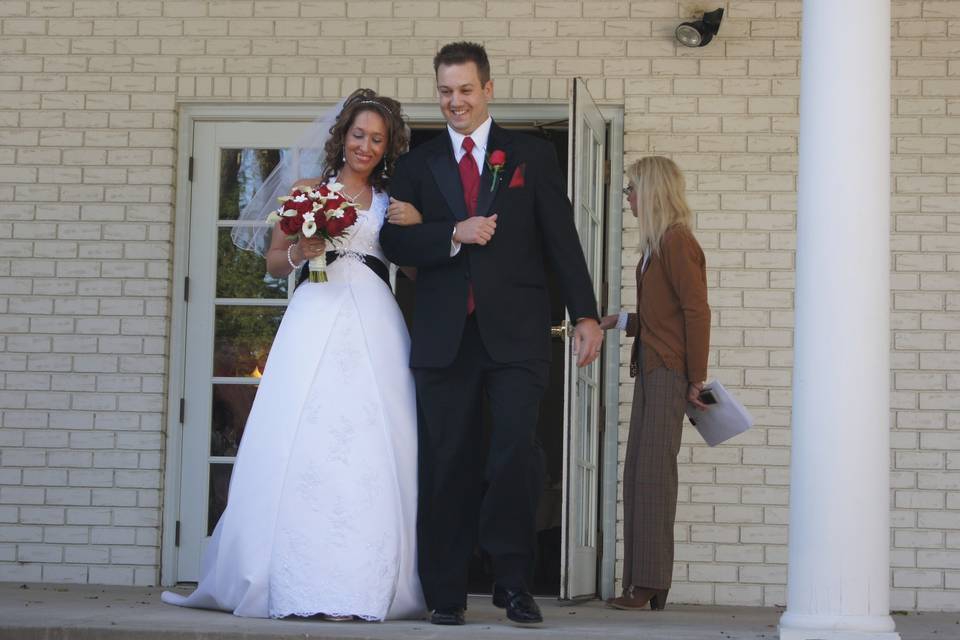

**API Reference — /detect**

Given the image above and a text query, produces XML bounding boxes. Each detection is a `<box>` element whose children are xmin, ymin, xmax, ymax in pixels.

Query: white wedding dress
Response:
<box><xmin>162</xmin><ymin>190</ymin><xmax>425</xmax><ymax>620</ymax></box>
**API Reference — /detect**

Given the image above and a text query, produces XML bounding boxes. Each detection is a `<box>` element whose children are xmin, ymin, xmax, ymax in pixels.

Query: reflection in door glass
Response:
<box><xmin>582</xmin><ymin>132</ymin><xmax>595</xmax><ymax>208</ymax></box>
<box><xmin>205</xmin><ymin>148</ymin><xmax>290</xmax><ymax>541</ymax></box>
<box><xmin>218</xmin><ymin>148</ymin><xmax>284</xmax><ymax>221</ymax></box>
<box><xmin>216</xmin><ymin>228</ymin><xmax>288</xmax><ymax>299</ymax></box>
<box><xmin>210</xmin><ymin>384</ymin><xmax>258</xmax><ymax>456</ymax></box>
<box><xmin>580</xmin><ymin>384</ymin><xmax>596</xmax><ymax>465</ymax></box>
<box><xmin>207</xmin><ymin>463</ymin><xmax>233</xmax><ymax>536</ymax></box>
<box><xmin>578</xmin><ymin>467</ymin><xmax>594</xmax><ymax>547</ymax></box>
<box><xmin>213</xmin><ymin>306</ymin><xmax>285</xmax><ymax>378</ymax></box>
<box><xmin>589</xmin><ymin>219</ymin><xmax>599</xmax><ymax>276</ymax></box>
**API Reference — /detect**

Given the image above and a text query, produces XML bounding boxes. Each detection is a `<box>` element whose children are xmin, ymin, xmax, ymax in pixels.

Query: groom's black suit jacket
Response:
<box><xmin>381</xmin><ymin>122</ymin><xmax>598</xmax><ymax>368</ymax></box>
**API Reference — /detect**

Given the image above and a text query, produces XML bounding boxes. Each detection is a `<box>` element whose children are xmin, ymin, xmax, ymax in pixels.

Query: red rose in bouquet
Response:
<box><xmin>325</xmin><ymin>206</ymin><xmax>358</xmax><ymax>237</ymax></box>
<box><xmin>278</xmin><ymin>216</ymin><xmax>299</xmax><ymax>237</ymax></box>
<box><xmin>267</xmin><ymin>182</ymin><xmax>361</xmax><ymax>283</ymax></box>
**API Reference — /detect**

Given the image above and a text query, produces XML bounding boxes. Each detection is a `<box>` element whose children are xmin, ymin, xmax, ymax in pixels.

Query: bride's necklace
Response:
<box><xmin>337</xmin><ymin>175</ymin><xmax>369</xmax><ymax>203</ymax></box>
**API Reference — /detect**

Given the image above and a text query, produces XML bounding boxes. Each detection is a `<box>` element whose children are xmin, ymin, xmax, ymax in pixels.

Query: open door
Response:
<box><xmin>559</xmin><ymin>79</ymin><xmax>607</xmax><ymax>599</ymax></box>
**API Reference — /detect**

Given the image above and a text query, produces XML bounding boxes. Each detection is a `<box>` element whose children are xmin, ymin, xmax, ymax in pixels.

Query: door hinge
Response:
<box><xmin>178</xmin><ymin>398</ymin><xmax>185</xmax><ymax>423</ymax></box>
<box><xmin>183</xmin><ymin>276</ymin><xmax>189</xmax><ymax>302</ymax></box>
<box><xmin>174</xmin><ymin>520</ymin><xmax>181</xmax><ymax>547</ymax></box>
<box><xmin>603</xmin><ymin>159</ymin><xmax>611</xmax><ymax>185</ymax></box>
<box><xmin>188</xmin><ymin>156</ymin><xmax>194</xmax><ymax>182</ymax></box>
<box><xmin>600</xmin><ymin>282</ymin><xmax>608</xmax><ymax>315</ymax></box>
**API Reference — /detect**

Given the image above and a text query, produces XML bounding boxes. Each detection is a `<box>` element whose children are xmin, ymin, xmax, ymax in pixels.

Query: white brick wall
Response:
<box><xmin>0</xmin><ymin>0</ymin><xmax>956</xmax><ymax>611</ymax></box>
<box><xmin>887</xmin><ymin>0</ymin><xmax>960</xmax><ymax>612</ymax></box>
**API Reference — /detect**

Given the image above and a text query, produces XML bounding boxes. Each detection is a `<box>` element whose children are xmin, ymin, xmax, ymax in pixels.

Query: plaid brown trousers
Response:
<box><xmin>621</xmin><ymin>361</ymin><xmax>688</xmax><ymax>591</ymax></box>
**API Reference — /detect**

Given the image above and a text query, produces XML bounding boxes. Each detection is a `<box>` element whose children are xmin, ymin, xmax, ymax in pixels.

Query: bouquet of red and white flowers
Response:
<box><xmin>267</xmin><ymin>182</ymin><xmax>360</xmax><ymax>282</ymax></box>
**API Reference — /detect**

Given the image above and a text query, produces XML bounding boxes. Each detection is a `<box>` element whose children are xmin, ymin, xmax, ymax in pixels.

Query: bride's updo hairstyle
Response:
<box><xmin>322</xmin><ymin>88</ymin><xmax>409</xmax><ymax>192</ymax></box>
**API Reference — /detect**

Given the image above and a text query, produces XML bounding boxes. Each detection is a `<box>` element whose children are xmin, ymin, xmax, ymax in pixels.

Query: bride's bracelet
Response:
<box><xmin>287</xmin><ymin>244</ymin><xmax>305</xmax><ymax>271</ymax></box>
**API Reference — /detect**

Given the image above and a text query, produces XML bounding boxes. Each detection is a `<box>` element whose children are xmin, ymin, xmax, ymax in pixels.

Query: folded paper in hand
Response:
<box><xmin>686</xmin><ymin>380</ymin><xmax>753</xmax><ymax>447</ymax></box>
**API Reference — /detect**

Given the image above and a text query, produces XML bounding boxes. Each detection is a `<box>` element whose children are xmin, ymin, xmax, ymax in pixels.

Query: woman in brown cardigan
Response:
<box><xmin>601</xmin><ymin>156</ymin><xmax>710</xmax><ymax>611</ymax></box>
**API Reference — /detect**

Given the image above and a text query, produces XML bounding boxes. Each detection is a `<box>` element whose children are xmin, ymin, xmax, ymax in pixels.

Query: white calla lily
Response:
<box><xmin>302</xmin><ymin>219</ymin><xmax>317</xmax><ymax>237</ymax></box>
<box><xmin>328</xmin><ymin>182</ymin><xmax>343</xmax><ymax>192</ymax></box>
<box><xmin>266</xmin><ymin>211</ymin><xmax>281</xmax><ymax>224</ymax></box>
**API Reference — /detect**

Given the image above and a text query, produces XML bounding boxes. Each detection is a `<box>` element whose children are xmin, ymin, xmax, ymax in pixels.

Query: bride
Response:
<box><xmin>162</xmin><ymin>89</ymin><xmax>426</xmax><ymax>621</ymax></box>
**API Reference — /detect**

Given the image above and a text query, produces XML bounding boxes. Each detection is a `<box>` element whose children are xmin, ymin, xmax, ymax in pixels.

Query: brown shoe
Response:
<box><xmin>319</xmin><ymin>613</ymin><xmax>354</xmax><ymax>621</ymax></box>
<box><xmin>606</xmin><ymin>586</ymin><xmax>668</xmax><ymax>611</ymax></box>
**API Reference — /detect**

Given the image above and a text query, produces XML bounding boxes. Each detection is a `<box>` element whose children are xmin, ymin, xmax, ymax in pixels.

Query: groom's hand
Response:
<box><xmin>573</xmin><ymin>318</ymin><xmax>603</xmax><ymax>367</ymax></box>
<box><xmin>454</xmin><ymin>214</ymin><xmax>497</xmax><ymax>246</ymax></box>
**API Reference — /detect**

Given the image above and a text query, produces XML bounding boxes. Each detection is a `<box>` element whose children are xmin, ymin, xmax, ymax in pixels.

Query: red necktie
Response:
<box><xmin>459</xmin><ymin>137</ymin><xmax>479</xmax><ymax>315</ymax></box>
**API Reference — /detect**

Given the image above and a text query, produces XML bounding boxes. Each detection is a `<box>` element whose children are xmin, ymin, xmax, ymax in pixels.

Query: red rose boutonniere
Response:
<box><xmin>487</xmin><ymin>149</ymin><xmax>506</xmax><ymax>191</ymax></box>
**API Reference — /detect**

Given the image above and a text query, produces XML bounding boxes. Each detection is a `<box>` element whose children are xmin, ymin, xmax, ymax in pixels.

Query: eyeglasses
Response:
<box><xmin>622</xmin><ymin>184</ymin><xmax>634</xmax><ymax>196</ymax></box>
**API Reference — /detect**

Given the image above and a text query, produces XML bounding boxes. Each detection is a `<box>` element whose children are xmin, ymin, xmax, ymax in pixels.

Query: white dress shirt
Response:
<box><xmin>449</xmin><ymin>117</ymin><xmax>493</xmax><ymax>256</ymax></box>
<box><xmin>448</xmin><ymin>116</ymin><xmax>492</xmax><ymax>176</ymax></box>
<box><xmin>616</xmin><ymin>249</ymin><xmax>651</xmax><ymax>330</ymax></box>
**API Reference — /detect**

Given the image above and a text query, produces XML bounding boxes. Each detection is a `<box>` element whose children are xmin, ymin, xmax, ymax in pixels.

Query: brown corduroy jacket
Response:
<box><xmin>626</xmin><ymin>224</ymin><xmax>710</xmax><ymax>383</ymax></box>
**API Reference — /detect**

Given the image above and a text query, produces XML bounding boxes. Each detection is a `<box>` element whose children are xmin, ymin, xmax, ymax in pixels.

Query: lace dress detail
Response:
<box><xmin>268</xmin><ymin>300</ymin><xmax>401</xmax><ymax>620</ymax></box>
<box><xmin>162</xmin><ymin>189</ymin><xmax>424</xmax><ymax>621</ymax></box>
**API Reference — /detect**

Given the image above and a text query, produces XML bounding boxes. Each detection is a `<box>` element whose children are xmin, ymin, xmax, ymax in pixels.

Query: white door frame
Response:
<box><xmin>561</xmin><ymin>79</ymin><xmax>606</xmax><ymax>599</ymax></box>
<box><xmin>599</xmin><ymin>107</ymin><xmax>624</xmax><ymax>602</ymax></box>
<box><xmin>162</xmin><ymin>102</ymin><xmax>624</xmax><ymax>592</ymax></box>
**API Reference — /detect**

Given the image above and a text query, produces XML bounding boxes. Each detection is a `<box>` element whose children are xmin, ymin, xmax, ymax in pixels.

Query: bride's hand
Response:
<box><xmin>293</xmin><ymin>177</ymin><xmax>323</xmax><ymax>190</ymax></box>
<box><xmin>294</xmin><ymin>236</ymin><xmax>326</xmax><ymax>261</ymax></box>
<box><xmin>386</xmin><ymin>197</ymin><xmax>422</xmax><ymax>226</ymax></box>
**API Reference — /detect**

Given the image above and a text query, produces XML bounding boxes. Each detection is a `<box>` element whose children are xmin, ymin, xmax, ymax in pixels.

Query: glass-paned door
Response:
<box><xmin>176</xmin><ymin>121</ymin><xmax>307</xmax><ymax>580</ymax></box>
<box><xmin>560</xmin><ymin>79</ymin><xmax>607</xmax><ymax>599</ymax></box>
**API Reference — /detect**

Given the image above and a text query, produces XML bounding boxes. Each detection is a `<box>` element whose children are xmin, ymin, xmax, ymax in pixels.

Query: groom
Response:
<box><xmin>380</xmin><ymin>42</ymin><xmax>603</xmax><ymax>626</ymax></box>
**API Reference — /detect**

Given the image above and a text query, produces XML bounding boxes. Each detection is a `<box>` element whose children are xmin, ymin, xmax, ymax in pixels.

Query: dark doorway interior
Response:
<box><xmin>393</xmin><ymin>124</ymin><xmax>569</xmax><ymax>597</ymax></box>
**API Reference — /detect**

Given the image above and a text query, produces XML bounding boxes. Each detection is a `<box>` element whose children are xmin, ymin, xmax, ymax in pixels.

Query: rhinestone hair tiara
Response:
<box><xmin>357</xmin><ymin>99</ymin><xmax>389</xmax><ymax>111</ymax></box>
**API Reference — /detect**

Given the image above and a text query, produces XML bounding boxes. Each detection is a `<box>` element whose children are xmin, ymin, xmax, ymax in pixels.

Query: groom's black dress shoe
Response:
<box><xmin>430</xmin><ymin>606</ymin><xmax>465</xmax><ymax>626</ymax></box>
<box><xmin>492</xmin><ymin>585</ymin><xmax>543</xmax><ymax>624</ymax></box>
<box><xmin>492</xmin><ymin>583</ymin><xmax>508</xmax><ymax>608</ymax></box>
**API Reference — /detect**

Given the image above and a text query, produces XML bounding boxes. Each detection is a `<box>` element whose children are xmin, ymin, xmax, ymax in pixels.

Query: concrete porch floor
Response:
<box><xmin>0</xmin><ymin>583</ymin><xmax>955</xmax><ymax>640</ymax></box>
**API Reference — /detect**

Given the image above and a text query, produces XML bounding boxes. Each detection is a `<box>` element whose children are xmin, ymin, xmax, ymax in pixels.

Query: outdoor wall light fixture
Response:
<box><xmin>675</xmin><ymin>8</ymin><xmax>724</xmax><ymax>47</ymax></box>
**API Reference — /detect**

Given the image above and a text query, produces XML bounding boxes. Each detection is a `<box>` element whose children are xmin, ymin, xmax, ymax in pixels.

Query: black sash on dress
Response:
<box><xmin>296</xmin><ymin>252</ymin><xmax>390</xmax><ymax>288</ymax></box>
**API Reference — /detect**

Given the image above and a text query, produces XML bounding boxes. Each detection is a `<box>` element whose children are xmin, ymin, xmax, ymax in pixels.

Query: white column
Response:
<box><xmin>779</xmin><ymin>1</ymin><xmax>899</xmax><ymax>640</ymax></box>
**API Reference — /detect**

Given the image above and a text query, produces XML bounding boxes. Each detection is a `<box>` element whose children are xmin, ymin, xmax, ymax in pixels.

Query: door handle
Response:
<box><xmin>551</xmin><ymin>321</ymin><xmax>571</xmax><ymax>340</ymax></box>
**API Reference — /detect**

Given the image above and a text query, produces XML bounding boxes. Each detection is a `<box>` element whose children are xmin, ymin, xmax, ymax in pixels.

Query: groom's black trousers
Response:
<box><xmin>414</xmin><ymin>315</ymin><xmax>549</xmax><ymax>610</ymax></box>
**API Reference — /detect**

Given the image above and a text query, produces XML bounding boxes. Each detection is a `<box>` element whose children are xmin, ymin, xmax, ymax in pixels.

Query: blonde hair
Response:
<box><xmin>626</xmin><ymin>156</ymin><xmax>693</xmax><ymax>256</ymax></box>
